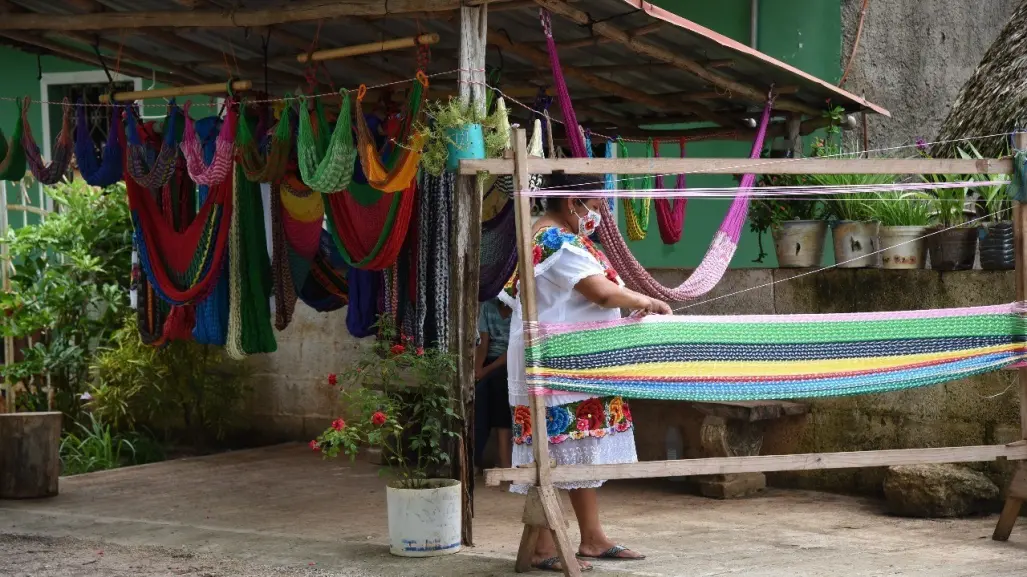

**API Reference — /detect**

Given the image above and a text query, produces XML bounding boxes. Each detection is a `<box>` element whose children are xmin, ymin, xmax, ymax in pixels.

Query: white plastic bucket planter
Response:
<box><xmin>386</xmin><ymin>478</ymin><xmax>462</xmax><ymax>557</ymax></box>
<box><xmin>879</xmin><ymin>225</ymin><xmax>927</xmax><ymax>269</ymax></box>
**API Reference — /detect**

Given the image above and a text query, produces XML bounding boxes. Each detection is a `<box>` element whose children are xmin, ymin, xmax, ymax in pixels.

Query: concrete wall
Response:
<box><xmin>840</xmin><ymin>0</ymin><xmax>1021</xmax><ymax>150</ymax></box>
<box><xmin>630</xmin><ymin>267</ymin><xmax>1023</xmax><ymax>496</ymax></box>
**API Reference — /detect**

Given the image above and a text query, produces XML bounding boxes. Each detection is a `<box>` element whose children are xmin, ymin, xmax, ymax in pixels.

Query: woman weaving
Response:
<box><xmin>498</xmin><ymin>173</ymin><xmax>672</xmax><ymax>572</ymax></box>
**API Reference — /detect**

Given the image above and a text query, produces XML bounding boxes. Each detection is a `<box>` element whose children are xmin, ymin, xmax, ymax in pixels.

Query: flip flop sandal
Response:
<box><xmin>532</xmin><ymin>556</ymin><xmax>594</xmax><ymax>572</ymax></box>
<box><xmin>576</xmin><ymin>545</ymin><xmax>646</xmax><ymax>561</ymax></box>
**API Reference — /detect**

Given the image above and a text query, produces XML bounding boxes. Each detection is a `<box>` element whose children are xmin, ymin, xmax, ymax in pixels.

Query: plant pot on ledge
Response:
<box><xmin>978</xmin><ymin>221</ymin><xmax>1014</xmax><ymax>270</ymax></box>
<box><xmin>771</xmin><ymin>220</ymin><xmax>827</xmax><ymax>268</ymax></box>
<box><xmin>926</xmin><ymin>226</ymin><xmax>977</xmax><ymax>271</ymax></box>
<box><xmin>879</xmin><ymin>226</ymin><xmax>928</xmax><ymax>270</ymax></box>
<box><xmin>831</xmin><ymin>220</ymin><xmax>880</xmax><ymax>268</ymax></box>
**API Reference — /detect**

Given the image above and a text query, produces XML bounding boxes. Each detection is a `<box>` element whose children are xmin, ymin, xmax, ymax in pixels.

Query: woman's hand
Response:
<box><xmin>644</xmin><ymin>297</ymin><xmax>672</xmax><ymax>315</ymax></box>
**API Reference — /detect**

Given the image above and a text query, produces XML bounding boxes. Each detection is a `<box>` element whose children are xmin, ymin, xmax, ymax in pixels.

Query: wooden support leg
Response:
<box><xmin>992</xmin><ymin>462</ymin><xmax>1027</xmax><ymax>541</ymax></box>
<box><xmin>515</xmin><ymin>486</ymin><xmax>579</xmax><ymax>576</ymax></box>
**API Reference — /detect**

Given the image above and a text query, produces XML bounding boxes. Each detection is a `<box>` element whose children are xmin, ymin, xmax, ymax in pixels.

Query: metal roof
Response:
<box><xmin>0</xmin><ymin>0</ymin><xmax>889</xmax><ymax>139</ymax></box>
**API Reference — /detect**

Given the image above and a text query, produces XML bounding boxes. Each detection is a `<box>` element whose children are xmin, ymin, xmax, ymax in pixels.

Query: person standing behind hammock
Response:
<box><xmin>474</xmin><ymin>298</ymin><xmax>513</xmax><ymax>472</ymax></box>
<box><xmin>498</xmin><ymin>173</ymin><xmax>671</xmax><ymax>573</ymax></box>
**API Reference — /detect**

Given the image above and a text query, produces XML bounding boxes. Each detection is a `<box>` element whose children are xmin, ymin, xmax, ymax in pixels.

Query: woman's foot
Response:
<box><xmin>577</xmin><ymin>542</ymin><xmax>645</xmax><ymax>560</ymax></box>
<box><xmin>532</xmin><ymin>555</ymin><xmax>593</xmax><ymax>572</ymax></box>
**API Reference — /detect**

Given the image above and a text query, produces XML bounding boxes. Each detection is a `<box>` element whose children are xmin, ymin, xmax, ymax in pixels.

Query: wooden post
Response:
<box><xmin>0</xmin><ymin>412</ymin><xmax>62</xmax><ymax>499</ymax></box>
<box><xmin>99</xmin><ymin>80</ymin><xmax>252</xmax><ymax>103</ymax></box>
<box><xmin>510</xmin><ymin>128</ymin><xmax>579</xmax><ymax>576</ymax></box>
<box><xmin>993</xmin><ymin>131</ymin><xmax>1027</xmax><ymax>541</ymax></box>
<box><xmin>451</xmin><ymin>1</ymin><xmax>488</xmax><ymax>548</ymax></box>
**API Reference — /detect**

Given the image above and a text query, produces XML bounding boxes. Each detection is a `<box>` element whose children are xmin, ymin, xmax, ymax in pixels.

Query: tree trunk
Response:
<box><xmin>0</xmin><ymin>412</ymin><xmax>62</xmax><ymax>499</ymax></box>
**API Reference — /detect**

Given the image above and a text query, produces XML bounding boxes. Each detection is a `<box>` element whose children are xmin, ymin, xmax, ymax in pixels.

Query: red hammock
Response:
<box><xmin>323</xmin><ymin>178</ymin><xmax>417</xmax><ymax>270</ymax></box>
<box><xmin>653</xmin><ymin>138</ymin><xmax>688</xmax><ymax>245</ymax></box>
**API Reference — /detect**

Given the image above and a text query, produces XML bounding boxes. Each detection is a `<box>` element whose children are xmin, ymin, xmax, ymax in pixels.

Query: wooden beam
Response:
<box><xmin>0</xmin><ymin>0</ymin><xmax>462</xmax><ymax>30</ymax></box>
<box><xmin>0</xmin><ymin>32</ymin><xmax>181</xmax><ymax>86</ymax></box>
<box><xmin>458</xmin><ymin>156</ymin><xmax>1016</xmax><ymax>177</ymax></box>
<box><xmin>56</xmin><ymin>32</ymin><xmax>210</xmax><ymax>84</ymax></box>
<box><xmin>145</xmin><ymin>30</ymin><xmax>303</xmax><ymax>87</ymax></box>
<box><xmin>487</xmin><ymin>31</ymin><xmax>739</xmax><ymax>127</ymax></box>
<box><xmin>533</xmin><ymin>22</ymin><xmax>664</xmax><ymax>50</ymax></box>
<box><xmin>486</xmin><ymin>443</ymin><xmax>1027</xmax><ymax>486</ymax></box>
<box><xmin>294</xmin><ymin>33</ymin><xmax>439</xmax><ymax>64</ymax></box>
<box><xmin>534</xmin><ymin>0</ymin><xmax>819</xmax><ymax>116</ymax></box>
<box><xmin>99</xmin><ymin>80</ymin><xmax>252</xmax><ymax>103</ymax></box>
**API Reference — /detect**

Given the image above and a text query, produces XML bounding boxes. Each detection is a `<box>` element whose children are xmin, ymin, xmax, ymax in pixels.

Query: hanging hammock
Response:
<box><xmin>191</xmin><ymin>116</ymin><xmax>231</xmax><ymax>346</ymax></box>
<box><xmin>539</xmin><ymin>6</ymin><xmax>771</xmax><ymax>301</ymax></box>
<box><xmin>353</xmin><ymin>74</ymin><xmax>428</xmax><ymax>193</ymax></box>
<box><xmin>237</xmin><ymin>102</ymin><xmax>293</xmax><ymax>183</ymax></box>
<box><xmin>347</xmin><ymin>266</ymin><xmax>380</xmax><ymax>338</ymax></box>
<box><xmin>653</xmin><ymin>138</ymin><xmax>688</xmax><ymax>245</ymax></box>
<box><xmin>21</xmin><ymin>97</ymin><xmax>73</xmax><ymax>185</ymax></box>
<box><xmin>125</xmin><ymin>103</ymin><xmax>182</xmax><ymax>190</ymax></box>
<box><xmin>0</xmin><ymin>100</ymin><xmax>27</xmax><ymax>182</ymax></box>
<box><xmin>181</xmin><ymin>100</ymin><xmax>237</xmax><ymax>186</ymax></box>
<box><xmin>128</xmin><ymin>136</ymin><xmax>233</xmax><ymax>306</ymax></box>
<box><xmin>299</xmin><ymin>230</ymin><xmax>350</xmax><ymax>312</ymax></box>
<box><xmin>297</xmin><ymin>90</ymin><xmax>357</xmax><ymax>194</ymax></box>
<box><xmin>618</xmin><ymin>138</ymin><xmax>653</xmax><ymax>241</ymax></box>
<box><xmin>269</xmin><ymin>181</ymin><xmax>297</xmax><ymax>331</ymax></box>
<box><xmin>414</xmin><ymin>171</ymin><xmax>451</xmax><ymax>348</ymax></box>
<box><xmin>134</xmin><ymin>246</ymin><xmax>169</xmax><ymax>346</ymax></box>
<box><xmin>75</xmin><ymin>102</ymin><xmax>123</xmax><ymax>187</ymax></box>
<box><xmin>226</xmin><ymin>164</ymin><xmax>276</xmax><ymax>358</ymax></box>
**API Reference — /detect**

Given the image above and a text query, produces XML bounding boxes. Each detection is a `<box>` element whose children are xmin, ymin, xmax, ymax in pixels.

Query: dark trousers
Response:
<box><xmin>474</xmin><ymin>356</ymin><xmax>511</xmax><ymax>468</ymax></box>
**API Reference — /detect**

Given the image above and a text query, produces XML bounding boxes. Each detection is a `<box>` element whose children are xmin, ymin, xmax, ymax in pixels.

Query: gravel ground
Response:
<box><xmin>1</xmin><ymin>534</ymin><xmax>359</xmax><ymax>577</ymax></box>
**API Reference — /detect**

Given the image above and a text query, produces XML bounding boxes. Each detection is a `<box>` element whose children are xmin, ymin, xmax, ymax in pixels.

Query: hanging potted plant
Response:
<box><xmin>313</xmin><ymin>317</ymin><xmax>462</xmax><ymax>558</ymax></box>
<box><xmin>418</xmin><ymin>97</ymin><xmax>509</xmax><ymax>176</ymax></box>
<box><xmin>873</xmin><ymin>191</ymin><xmax>932</xmax><ymax>269</ymax></box>
<box><xmin>749</xmin><ymin>182</ymin><xmax>828</xmax><ymax>267</ymax></box>
<box><xmin>961</xmin><ymin>143</ymin><xmax>1013</xmax><ymax>270</ymax></box>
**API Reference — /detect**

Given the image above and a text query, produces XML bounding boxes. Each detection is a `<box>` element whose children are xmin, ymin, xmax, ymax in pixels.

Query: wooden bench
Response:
<box><xmin>691</xmin><ymin>400</ymin><xmax>810</xmax><ymax>499</ymax></box>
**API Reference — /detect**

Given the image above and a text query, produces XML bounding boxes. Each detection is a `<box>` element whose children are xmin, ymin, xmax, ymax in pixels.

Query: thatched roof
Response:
<box><xmin>933</xmin><ymin>0</ymin><xmax>1027</xmax><ymax>158</ymax></box>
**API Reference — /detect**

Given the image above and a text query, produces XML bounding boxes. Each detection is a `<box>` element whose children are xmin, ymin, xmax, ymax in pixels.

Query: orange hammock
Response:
<box><xmin>353</xmin><ymin>72</ymin><xmax>428</xmax><ymax>193</ymax></box>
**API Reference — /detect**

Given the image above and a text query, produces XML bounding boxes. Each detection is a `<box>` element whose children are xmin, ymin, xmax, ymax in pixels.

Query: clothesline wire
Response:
<box><xmin>528</xmin><ymin>179</ymin><xmax>1006</xmax><ymax>199</ymax></box>
<box><xmin>672</xmin><ymin>206</ymin><xmax>1013</xmax><ymax>314</ymax></box>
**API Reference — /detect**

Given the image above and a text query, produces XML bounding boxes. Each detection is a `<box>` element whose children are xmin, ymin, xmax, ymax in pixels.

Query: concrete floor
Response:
<box><xmin>2</xmin><ymin>444</ymin><xmax>1027</xmax><ymax>577</ymax></box>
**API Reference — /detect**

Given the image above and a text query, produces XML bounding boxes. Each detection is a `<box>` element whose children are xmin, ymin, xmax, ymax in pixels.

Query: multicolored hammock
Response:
<box><xmin>297</xmin><ymin>90</ymin><xmax>357</xmax><ymax>194</ymax></box>
<box><xmin>181</xmin><ymin>101</ymin><xmax>237</xmax><ymax>186</ymax></box>
<box><xmin>22</xmin><ymin>98</ymin><xmax>73</xmax><ymax>185</ymax></box>
<box><xmin>299</xmin><ymin>230</ymin><xmax>350</xmax><ymax>312</ymax></box>
<box><xmin>191</xmin><ymin>117</ymin><xmax>230</xmax><ymax>346</ymax></box>
<box><xmin>525</xmin><ymin>304</ymin><xmax>1027</xmax><ymax>401</ymax></box>
<box><xmin>237</xmin><ymin>103</ymin><xmax>292</xmax><ymax>183</ymax></box>
<box><xmin>75</xmin><ymin>103</ymin><xmax>123</xmax><ymax>187</ymax></box>
<box><xmin>353</xmin><ymin>75</ymin><xmax>427</xmax><ymax>193</ymax></box>
<box><xmin>618</xmin><ymin>138</ymin><xmax>653</xmax><ymax>241</ymax></box>
<box><xmin>479</xmin><ymin>187</ymin><xmax>518</xmax><ymax>301</ymax></box>
<box><xmin>0</xmin><ymin>100</ymin><xmax>27</xmax><ymax>182</ymax></box>
<box><xmin>653</xmin><ymin>139</ymin><xmax>687</xmax><ymax>245</ymax></box>
<box><xmin>126</xmin><ymin>104</ymin><xmax>182</xmax><ymax>190</ymax></box>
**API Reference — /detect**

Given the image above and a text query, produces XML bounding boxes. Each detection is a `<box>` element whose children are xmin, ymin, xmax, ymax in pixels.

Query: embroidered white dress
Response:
<box><xmin>498</xmin><ymin>227</ymin><xmax>638</xmax><ymax>494</ymax></box>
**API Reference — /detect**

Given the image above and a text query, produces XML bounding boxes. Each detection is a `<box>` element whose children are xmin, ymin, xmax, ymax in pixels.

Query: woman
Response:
<box><xmin>498</xmin><ymin>173</ymin><xmax>672</xmax><ymax>572</ymax></box>
<box><xmin>474</xmin><ymin>298</ymin><xmax>513</xmax><ymax>471</ymax></box>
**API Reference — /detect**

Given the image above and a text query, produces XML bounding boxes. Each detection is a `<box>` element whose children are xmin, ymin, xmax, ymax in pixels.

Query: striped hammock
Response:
<box><xmin>525</xmin><ymin>304</ymin><xmax>1027</xmax><ymax>402</ymax></box>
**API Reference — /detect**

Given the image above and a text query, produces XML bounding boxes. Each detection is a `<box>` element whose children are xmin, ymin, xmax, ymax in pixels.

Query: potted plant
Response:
<box><xmin>873</xmin><ymin>191</ymin><xmax>932</xmax><ymax>269</ymax></box>
<box><xmin>921</xmin><ymin>172</ymin><xmax>978</xmax><ymax>271</ymax></box>
<box><xmin>313</xmin><ymin>318</ymin><xmax>462</xmax><ymax>558</ymax></box>
<box><xmin>749</xmin><ymin>191</ymin><xmax>828</xmax><ymax>267</ymax></box>
<box><xmin>418</xmin><ymin>97</ymin><xmax>509</xmax><ymax>176</ymax></box>
<box><xmin>961</xmin><ymin>143</ymin><xmax>1013</xmax><ymax>270</ymax></box>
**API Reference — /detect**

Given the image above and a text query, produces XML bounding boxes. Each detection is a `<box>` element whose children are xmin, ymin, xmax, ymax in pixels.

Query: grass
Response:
<box><xmin>59</xmin><ymin>414</ymin><xmax>165</xmax><ymax>476</ymax></box>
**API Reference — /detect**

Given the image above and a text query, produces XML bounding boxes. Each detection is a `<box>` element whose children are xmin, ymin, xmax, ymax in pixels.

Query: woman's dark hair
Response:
<box><xmin>544</xmin><ymin>173</ymin><xmax>601</xmax><ymax>214</ymax></box>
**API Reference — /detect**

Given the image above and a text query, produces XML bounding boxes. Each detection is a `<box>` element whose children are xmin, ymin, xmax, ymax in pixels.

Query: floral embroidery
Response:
<box><xmin>501</xmin><ymin>226</ymin><xmax>621</xmax><ymax>303</ymax></box>
<box><xmin>512</xmin><ymin>396</ymin><xmax>633</xmax><ymax>445</ymax></box>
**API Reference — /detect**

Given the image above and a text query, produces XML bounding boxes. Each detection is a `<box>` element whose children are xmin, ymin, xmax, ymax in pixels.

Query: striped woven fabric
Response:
<box><xmin>525</xmin><ymin>304</ymin><xmax>1027</xmax><ymax>401</ymax></box>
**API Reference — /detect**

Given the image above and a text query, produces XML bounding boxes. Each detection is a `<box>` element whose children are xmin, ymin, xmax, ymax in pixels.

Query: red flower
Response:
<box><xmin>622</xmin><ymin>400</ymin><xmax>632</xmax><ymax>422</ymax></box>
<box><xmin>416</xmin><ymin>346</ymin><xmax>425</xmax><ymax>356</ymax></box>
<box><xmin>327</xmin><ymin>373</ymin><xmax>338</xmax><ymax>386</ymax></box>
<box><xmin>390</xmin><ymin>344</ymin><xmax>406</xmax><ymax>355</ymax></box>
<box><xmin>575</xmin><ymin>399</ymin><xmax>605</xmax><ymax>430</ymax></box>
<box><xmin>309</xmin><ymin>440</ymin><xmax>320</xmax><ymax>451</ymax></box>
<box><xmin>532</xmin><ymin>245</ymin><xmax>543</xmax><ymax>265</ymax></box>
<box><xmin>331</xmin><ymin>418</ymin><xmax>346</xmax><ymax>431</ymax></box>
<box><xmin>372</xmin><ymin>411</ymin><xmax>387</xmax><ymax>426</ymax></box>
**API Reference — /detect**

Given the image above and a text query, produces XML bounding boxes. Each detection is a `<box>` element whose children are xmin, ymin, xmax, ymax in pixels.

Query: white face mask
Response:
<box><xmin>574</xmin><ymin>201</ymin><xmax>602</xmax><ymax>236</ymax></box>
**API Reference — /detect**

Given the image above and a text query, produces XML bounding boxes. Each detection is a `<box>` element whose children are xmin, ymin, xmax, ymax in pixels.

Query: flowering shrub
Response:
<box><xmin>312</xmin><ymin>316</ymin><xmax>461</xmax><ymax>489</ymax></box>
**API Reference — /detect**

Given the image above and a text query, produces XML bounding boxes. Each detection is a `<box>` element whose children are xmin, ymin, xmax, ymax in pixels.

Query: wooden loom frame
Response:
<box><xmin>460</xmin><ymin>128</ymin><xmax>1027</xmax><ymax>576</ymax></box>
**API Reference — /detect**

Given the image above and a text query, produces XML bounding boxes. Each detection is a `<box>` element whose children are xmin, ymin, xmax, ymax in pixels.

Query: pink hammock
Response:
<box><xmin>653</xmin><ymin>139</ymin><xmax>687</xmax><ymax>245</ymax></box>
<box><xmin>540</xmin><ymin>6</ymin><xmax>773</xmax><ymax>301</ymax></box>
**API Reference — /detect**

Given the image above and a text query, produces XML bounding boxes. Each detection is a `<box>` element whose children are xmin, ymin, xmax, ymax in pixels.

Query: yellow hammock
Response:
<box><xmin>619</xmin><ymin>138</ymin><xmax>653</xmax><ymax>241</ymax></box>
<box><xmin>353</xmin><ymin>72</ymin><xmax>428</xmax><ymax>193</ymax></box>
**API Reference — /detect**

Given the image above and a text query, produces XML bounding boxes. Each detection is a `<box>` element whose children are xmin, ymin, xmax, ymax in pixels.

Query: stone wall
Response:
<box><xmin>841</xmin><ymin>0</ymin><xmax>1020</xmax><ymax>150</ymax></box>
<box><xmin>629</xmin><ymin>268</ymin><xmax>1023</xmax><ymax>496</ymax></box>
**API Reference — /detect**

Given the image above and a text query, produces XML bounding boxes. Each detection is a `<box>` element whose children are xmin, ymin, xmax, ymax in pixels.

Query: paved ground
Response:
<box><xmin>2</xmin><ymin>444</ymin><xmax>1026</xmax><ymax>576</ymax></box>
